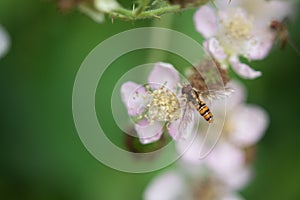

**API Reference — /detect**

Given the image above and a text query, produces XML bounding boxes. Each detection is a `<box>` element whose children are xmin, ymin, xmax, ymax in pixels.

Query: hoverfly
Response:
<box><xmin>270</xmin><ymin>20</ymin><xmax>289</xmax><ymax>50</ymax></box>
<box><xmin>270</xmin><ymin>19</ymin><xmax>300</xmax><ymax>55</ymax></box>
<box><xmin>182</xmin><ymin>84</ymin><xmax>213</xmax><ymax>123</ymax></box>
<box><xmin>177</xmin><ymin>83</ymin><xmax>233</xmax><ymax>133</ymax></box>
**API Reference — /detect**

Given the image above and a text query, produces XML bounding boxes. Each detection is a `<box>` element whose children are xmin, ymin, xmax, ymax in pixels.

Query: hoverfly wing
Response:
<box><xmin>177</xmin><ymin>101</ymin><xmax>196</xmax><ymax>140</ymax></box>
<box><xmin>199</xmin><ymin>87</ymin><xmax>234</xmax><ymax>101</ymax></box>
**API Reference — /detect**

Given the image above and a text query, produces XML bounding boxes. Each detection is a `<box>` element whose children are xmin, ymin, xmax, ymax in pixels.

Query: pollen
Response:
<box><xmin>146</xmin><ymin>85</ymin><xmax>180</xmax><ymax>122</ymax></box>
<box><xmin>223</xmin><ymin>11</ymin><xmax>253</xmax><ymax>40</ymax></box>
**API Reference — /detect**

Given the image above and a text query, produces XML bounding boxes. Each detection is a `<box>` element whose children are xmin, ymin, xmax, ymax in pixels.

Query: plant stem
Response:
<box><xmin>110</xmin><ymin>4</ymin><xmax>181</xmax><ymax>21</ymax></box>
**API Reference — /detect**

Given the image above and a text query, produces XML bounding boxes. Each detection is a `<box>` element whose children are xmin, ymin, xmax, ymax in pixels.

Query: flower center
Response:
<box><xmin>146</xmin><ymin>85</ymin><xmax>180</xmax><ymax>122</ymax></box>
<box><xmin>223</xmin><ymin>10</ymin><xmax>253</xmax><ymax>40</ymax></box>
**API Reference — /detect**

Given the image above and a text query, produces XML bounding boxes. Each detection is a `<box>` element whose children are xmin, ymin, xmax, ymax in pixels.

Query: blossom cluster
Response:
<box><xmin>52</xmin><ymin>0</ymin><xmax>295</xmax><ymax>199</ymax></box>
<box><xmin>118</xmin><ymin>0</ymin><xmax>294</xmax><ymax>199</ymax></box>
<box><xmin>143</xmin><ymin>80</ymin><xmax>268</xmax><ymax>200</ymax></box>
<box><xmin>195</xmin><ymin>0</ymin><xmax>293</xmax><ymax>79</ymax></box>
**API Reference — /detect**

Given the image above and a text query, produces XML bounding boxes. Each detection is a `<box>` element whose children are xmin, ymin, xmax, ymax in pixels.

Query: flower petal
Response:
<box><xmin>205</xmin><ymin>38</ymin><xmax>227</xmax><ymax>60</ymax></box>
<box><xmin>0</xmin><ymin>25</ymin><xmax>10</xmax><ymax>59</ymax></box>
<box><xmin>167</xmin><ymin>120</ymin><xmax>181</xmax><ymax>140</ymax></box>
<box><xmin>229</xmin><ymin>56</ymin><xmax>262</xmax><ymax>79</ymax></box>
<box><xmin>134</xmin><ymin>120</ymin><xmax>163</xmax><ymax>144</ymax></box>
<box><xmin>78</xmin><ymin>4</ymin><xmax>105</xmax><ymax>23</ymax></box>
<box><xmin>148</xmin><ymin>62</ymin><xmax>180</xmax><ymax>91</ymax></box>
<box><xmin>167</xmin><ymin>108</ymin><xmax>199</xmax><ymax>140</ymax></box>
<box><xmin>194</xmin><ymin>5</ymin><xmax>218</xmax><ymax>38</ymax></box>
<box><xmin>262</xmin><ymin>0</ymin><xmax>293</xmax><ymax>23</ymax></box>
<box><xmin>143</xmin><ymin>171</ymin><xmax>185</xmax><ymax>200</ymax></box>
<box><xmin>94</xmin><ymin>0</ymin><xmax>119</xmax><ymax>12</ymax></box>
<box><xmin>226</xmin><ymin>80</ymin><xmax>247</xmax><ymax>108</ymax></box>
<box><xmin>229</xmin><ymin>104</ymin><xmax>269</xmax><ymax>147</ymax></box>
<box><xmin>176</xmin><ymin>135</ymin><xmax>204</xmax><ymax>166</ymax></box>
<box><xmin>206</xmin><ymin>141</ymin><xmax>245</xmax><ymax>177</ymax></box>
<box><xmin>245</xmin><ymin>31</ymin><xmax>274</xmax><ymax>60</ymax></box>
<box><xmin>222</xmin><ymin>167</ymin><xmax>252</xmax><ymax>190</ymax></box>
<box><xmin>120</xmin><ymin>81</ymin><xmax>149</xmax><ymax>116</ymax></box>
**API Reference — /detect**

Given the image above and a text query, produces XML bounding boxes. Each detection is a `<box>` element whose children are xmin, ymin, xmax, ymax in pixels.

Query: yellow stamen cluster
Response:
<box><xmin>146</xmin><ymin>85</ymin><xmax>180</xmax><ymax>122</ymax></box>
<box><xmin>223</xmin><ymin>12</ymin><xmax>253</xmax><ymax>40</ymax></box>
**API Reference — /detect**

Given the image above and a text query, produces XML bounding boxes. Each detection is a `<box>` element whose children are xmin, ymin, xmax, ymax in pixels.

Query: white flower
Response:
<box><xmin>0</xmin><ymin>25</ymin><xmax>10</xmax><ymax>59</ymax></box>
<box><xmin>94</xmin><ymin>0</ymin><xmax>119</xmax><ymax>13</ymax></box>
<box><xmin>216</xmin><ymin>80</ymin><xmax>269</xmax><ymax>147</ymax></box>
<box><xmin>174</xmin><ymin>80</ymin><xmax>268</xmax><ymax>190</ymax></box>
<box><xmin>194</xmin><ymin>0</ymin><xmax>293</xmax><ymax>79</ymax></box>
<box><xmin>144</xmin><ymin>171</ymin><xmax>187</xmax><ymax>200</ymax></box>
<box><xmin>144</xmin><ymin>80</ymin><xmax>269</xmax><ymax>199</ymax></box>
<box><xmin>176</xmin><ymin>134</ymin><xmax>253</xmax><ymax>191</ymax></box>
<box><xmin>121</xmin><ymin>62</ymin><xmax>193</xmax><ymax>144</ymax></box>
<box><xmin>78</xmin><ymin>4</ymin><xmax>105</xmax><ymax>23</ymax></box>
<box><xmin>143</xmin><ymin>169</ymin><xmax>246</xmax><ymax>200</ymax></box>
<box><xmin>78</xmin><ymin>0</ymin><xmax>119</xmax><ymax>23</ymax></box>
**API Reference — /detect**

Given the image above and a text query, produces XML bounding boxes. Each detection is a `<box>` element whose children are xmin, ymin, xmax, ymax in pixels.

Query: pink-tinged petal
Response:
<box><xmin>215</xmin><ymin>0</ymin><xmax>242</xmax><ymax>9</ymax></box>
<box><xmin>206</xmin><ymin>38</ymin><xmax>227</xmax><ymax>60</ymax></box>
<box><xmin>229</xmin><ymin>105</ymin><xmax>269</xmax><ymax>147</ymax></box>
<box><xmin>144</xmin><ymin>171</ymin><xmax>185</xmax><ymax>200</ymax></box>
<box><xmin>120</xmin><ymin>81</ymin><xmax>149</xmax><ymax>116</ymax></box>
<box><xmin>245</xmin><ymin>31</ymin><xmax>273</xmax><ymax>60</ymax></box>
<box><xmin>148</xmin><ymin>62</ymin><xmax>180</xmax><ymax>91</ymax></box>
<box><xmin>226</xmin><ymin>80</ymin><xmax>247</xmax><ymax>108</ymax></box>
<box><xmin>176</xmin><ymin>135</ymin><xmax>205</xmax><ymax>166</ymax></box>
<box><xmin>167</xmin><ymin>120</ymin><xmax>181</xmax><ymax>140</ymax></box>
<box><xmin>206</xmin><ymin>141</ymin><xmax>244</xmax><ymax>177</ymax></box>
<box><xmin>212</xmin><ymin>80</ymin><xmax>247</xmax><ymax>114</ymax></box>
<box><xmin>194</xmin><ymin>5</ymin><xmax>218</xmax><ymax>38</ymax></box>
<box><xmin>134</xmin><ymin>120</ymin><xmax>163</xmax><ymax>144</ymax></box>
<box><xmin>264</xmin><ymin>1</ymin><xmax>293</xmax><ymax>23</ymax></box>
<box><xmin>94</xmin><ymin>0</ymin><xmax>119</xmax><ymax>12</ymax></box>
<box><xmin>229</xmin><ymin>56</ymin><xmax>262</xmax><ymax>79</ymax></box>
<box><xmin>0</xmin><ymin>25</ymin><xmax>10</xmax><ymax>59</ymax></box>
<box><xmin>221</xmin><ymin>166</ymin><xmax>252</xmax><ymax>190</ymax></box>
<box><xmin>168</xmin><ymin>109</ymin><xmax>199</xmax><ymax>140</ymax></box>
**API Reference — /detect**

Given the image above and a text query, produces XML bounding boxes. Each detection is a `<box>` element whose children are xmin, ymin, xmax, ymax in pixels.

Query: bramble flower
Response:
<box><xmin>121</xmin><ymin>62</ymin><xmax>193</xmax><ymax>144</ymax></box>
<box><xmin>143</xmin><ymin>169</ymin><xmax>246</xmax><ymax>200</ymax></box>
<box><xmin>176</xmin><ymin>132</ymin><xmax>252</xmax><ymax>191</ymax></box>
<box><xmin>177</xmin><ymin>80</ymin><xmax>267</xmax><ymax>186</ymax></box>
<box><xmin>194</xmin><ymin>0</ymin><xmax>292</xmax><ymax>79</ymax></box>
<box><xmin>94</xmin><ymin>0</ymin><xmax>119</xmax><ymax>13</ymax></box>
<box><xmin>0</xmin><ymin>25</ymin><xmax>10</xmax><ymax>59</ymax></box>
<box><xmin>78</xmin><ymin>0</ymin><xmax>119</xmax><ymax>23</ymax></box>
<box><xmin>213</xmin><ymin>80</ymin><xmax>269</xmax><ymax>148</ymax></box>
<box><xmin>144</xmin><ymin>80</ymin><xmax>269</xmax><ymax>200</ymax></box>
<box><xmin>176</xmin><ymin>80</ymin><xmax>269</xmax><ymax>162</ymax></box>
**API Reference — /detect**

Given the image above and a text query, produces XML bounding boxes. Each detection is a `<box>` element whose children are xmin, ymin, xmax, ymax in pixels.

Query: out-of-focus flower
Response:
<box><xmin>176</xmin><ymin>134</ymin><xmax>252</xmax><ymax>191</ymax></box>
<box><xmin>144</xmin><ymin>80</ymin><xmax>269</xmax><ymax>200</ymax></box>
<box><xmin>143</xmin><ymin>169</ymin><xmax>246</xmax><ymax>200</ymax></box>
<box><xmin>78</xmin><ymin>0</ymin><xmax>119</xmax><ymax>23</ymax></box>
<box><xmin>0</xmin><ymin>25</ymin><xmax>10</xmax><ymax>59</ymax></box>
<box><xmin>121</xmin><ymin>62</ymin><xmax>191</xmax><ymax>144</ymax></box>
<box><xmin>194</xmin><ymin>0</ymin><xmax>292</xmax><ymax>79</ymax></box>
<box><xmin>214</xmin><ymin>80</ymin><xmax>269</xmax><ymax>147</ymax></box>
<box><xmin>94</xmin><ymin>0</ymin><xmax>119</xmax><ymax>13</ymax></box>
<box><xmin>175</xmin><ymin>80</ymin><xmax>268</xmax><ymax>189</ymax></box>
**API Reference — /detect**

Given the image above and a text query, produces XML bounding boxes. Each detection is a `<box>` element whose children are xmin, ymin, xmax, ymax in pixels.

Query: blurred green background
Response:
<box><xmin>1</xmin><ymin>0</ymin><xmax>300</xmax><ymax>199</ymax></box>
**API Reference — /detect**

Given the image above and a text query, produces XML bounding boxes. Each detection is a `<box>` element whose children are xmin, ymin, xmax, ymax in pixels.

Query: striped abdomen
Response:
<box><xmin>190</xmin><ymin>89</ymin><xmax>213</xmax><ymax>123</ymax></box>
<box><xmin>195</xmin><ymin>99</ymin><xmax>213</xmax><ymax>123</ymax></box>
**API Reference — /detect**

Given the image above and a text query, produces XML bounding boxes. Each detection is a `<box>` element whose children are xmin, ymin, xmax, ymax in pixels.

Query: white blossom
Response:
<box><xmin>194</xmin><ymin>0</ymin><xmax>293</xmax><ymax>79</ymax></box>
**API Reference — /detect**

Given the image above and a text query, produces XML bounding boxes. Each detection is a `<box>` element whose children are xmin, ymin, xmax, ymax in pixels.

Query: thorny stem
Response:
<box><xmin>107</xmin><ymin>0</ymin><xmax>210</xmax><ymax>21</ymax></box>
<box><xmin>110</xmin><ymin>5</ymin><xmax>181</xmax><ymax>20</ymax></box>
